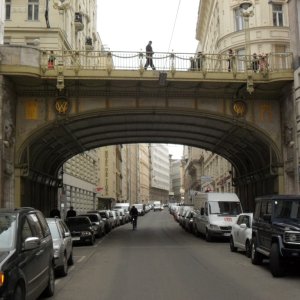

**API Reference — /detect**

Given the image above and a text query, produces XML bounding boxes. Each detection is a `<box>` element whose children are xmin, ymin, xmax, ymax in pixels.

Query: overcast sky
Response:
<box><xmin>97</xmin><ymin>0</ymin><xmax>199</xmax><ymax>53</ymax></box>
<box><xmin>97</xmin><ymin>0</ymin><xmax>190</xmax><ymax>158</ymax></box>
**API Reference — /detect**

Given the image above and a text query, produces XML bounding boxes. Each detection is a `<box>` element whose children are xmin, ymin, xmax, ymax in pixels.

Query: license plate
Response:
<box><xmin>72</xmin><ymin>237</ymin><xmax>80</xmax><ymax>241</ymax></box>
<box><xmin>224</xmin><ymin>233</ymin><xmax>230</xmax><ymax>237</ymax></box>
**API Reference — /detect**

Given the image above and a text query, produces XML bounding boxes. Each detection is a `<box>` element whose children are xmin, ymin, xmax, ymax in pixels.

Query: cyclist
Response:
<box><xmin>130</xmin><ymin>205</ymin><xmax>139</xmax><ymax>230</ymax></box>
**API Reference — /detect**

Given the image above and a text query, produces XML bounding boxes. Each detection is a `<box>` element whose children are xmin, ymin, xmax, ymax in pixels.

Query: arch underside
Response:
<box><xmin>18</xmin><ymin>108</ymin><xmax>281</xmax><ymax>185</ymax></box>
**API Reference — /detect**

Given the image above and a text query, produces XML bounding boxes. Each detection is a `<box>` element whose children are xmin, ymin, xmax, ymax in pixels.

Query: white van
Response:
<box><xmin>153</xmin><ymin>201</ymin><xmax>162</xmax><ymax>211</ymax></box>
<box><xmin>193</xmin><ymin>193</ymin><xmax>243</xmax><ymax>241</ymax></box>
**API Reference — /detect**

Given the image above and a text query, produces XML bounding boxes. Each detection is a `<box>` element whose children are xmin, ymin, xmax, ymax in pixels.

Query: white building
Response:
<box><xmin>149</xmin><ymin>144</ymin><xmax>170</xmax><ymax>203</ymax></box>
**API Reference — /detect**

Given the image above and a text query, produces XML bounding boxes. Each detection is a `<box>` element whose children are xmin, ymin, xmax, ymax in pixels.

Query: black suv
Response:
<box><xmin>251</xmin><ymin>195</ymin><xmax>300</xmax><ymax>277</ymax></box>
<box><xmin>0</xmin><ymin>207</ymin><xmax>55</xmax><ymax>299</ymax></box>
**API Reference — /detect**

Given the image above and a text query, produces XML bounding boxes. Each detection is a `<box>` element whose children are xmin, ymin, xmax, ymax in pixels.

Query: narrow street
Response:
<box><xmin>47</xmin><ymin>209</ymin><xmax>300</xmax><ymax>300</ymax></box>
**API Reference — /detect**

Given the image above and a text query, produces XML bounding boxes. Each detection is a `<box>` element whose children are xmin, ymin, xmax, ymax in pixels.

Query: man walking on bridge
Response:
<box><xmin>144</xmin><ymin>41</ymin><xmax>156</xmax><ymax>70</ymax></box>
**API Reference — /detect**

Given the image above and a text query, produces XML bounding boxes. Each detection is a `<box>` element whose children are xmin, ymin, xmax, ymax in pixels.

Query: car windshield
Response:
<box><xmin>67</xmin><ymin>217</ymin><xmax>90</xmax><ymax>225</ymax></box>
<box><xmin>82</xmin><ymin>215</ymin><xmax>98</xmax><ymax>222</ymax></box>
<box><xmin>273</xmin><ymin>199</ymin><xmax>300</xmax><ymax>220</ymax></box>
<box><xmin>99</xmin><ymin>212</ymin><xmax>107</xmax><ymax>218</ymax></box>
<box><xmin>0</xmin><ymin>213</ymin><xmax>17</xmax><ymax>250</ymax></box>
<box><xmin>209</xmin><ymin>201</ymin><xmax>242</xmax><ymax>215</ymax></box>
<box><xmin>47</xmin><ymin>222</ymin><xmax>60</xmax><ymax>239</ymax></box>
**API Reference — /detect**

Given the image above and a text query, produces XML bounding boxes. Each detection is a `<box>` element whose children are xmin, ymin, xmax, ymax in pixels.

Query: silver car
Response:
<box><xmin>46</xmin><ymin>218</ymin><xmax>74</xmax><ymax>277</ymax></box>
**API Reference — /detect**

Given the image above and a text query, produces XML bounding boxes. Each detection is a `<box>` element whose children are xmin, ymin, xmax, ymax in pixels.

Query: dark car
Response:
<box><xmin>251</xmin><ymin>195</ymin><xmax>300</xmax><ymax>277</ymax></box>
<box><xmin>0</xmin><ymin>207</ymin><xmax>55</xmax><ymax>300</ymax></box>
<box><xmin>79</xmin><ymin>213</ymin><xmax>105</xmax><ymax>238</ymax></box>
<box><xmin>46</xmin><ymin>218</ymin><xmax>74</xmax><ymax>277</ymax></box>
<box><xmin>66</xmin><ymin>216</ymin><xmax>95</xmax><ymax>245</ymax></box>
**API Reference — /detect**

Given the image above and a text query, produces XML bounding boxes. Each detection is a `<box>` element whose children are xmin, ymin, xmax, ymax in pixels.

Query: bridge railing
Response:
<box><xmin>42</xmin><ymin>50</ymin><xmax>293</xmax><ymax>74</ymax></box>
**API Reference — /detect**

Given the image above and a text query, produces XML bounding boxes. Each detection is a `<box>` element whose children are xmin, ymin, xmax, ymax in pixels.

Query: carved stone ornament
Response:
<box><xmin>232</xmin><ymin>100</ymin><xmax>247</xmax><ymax>117</ymax></box>
<box><xmin>54</xmin><ymin>97</ymin><xmax>70</xmax><ymax>115</ymax></box>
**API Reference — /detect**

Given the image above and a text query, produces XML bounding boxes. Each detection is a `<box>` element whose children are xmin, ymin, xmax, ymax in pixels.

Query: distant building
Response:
<box><xmin>149</xmin><ymin>144</ymin><xmax>170</xmax><ymax>204</ymax></box>
<box><xmin>138</xmin><ymin>144</ymin><xmax>150</xmax><ymax>204</ymax></box>
<box><xmin>169</xmin><ymin>158</ymin><xmax>183</xmax><ymax>203</ymax></box>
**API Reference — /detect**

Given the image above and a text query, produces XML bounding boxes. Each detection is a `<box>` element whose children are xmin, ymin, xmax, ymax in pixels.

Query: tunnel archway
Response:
<box><xmin>16</xmin><ymin>107</ymin><xmax>282</xmax><ymax>212</ymax></box>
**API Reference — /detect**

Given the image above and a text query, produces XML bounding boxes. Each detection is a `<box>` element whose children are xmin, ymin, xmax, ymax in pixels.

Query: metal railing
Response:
<box><xmin>42</xmin><ymin>50</ymin><xmax>293</xmax><ymax>74</ymax></box>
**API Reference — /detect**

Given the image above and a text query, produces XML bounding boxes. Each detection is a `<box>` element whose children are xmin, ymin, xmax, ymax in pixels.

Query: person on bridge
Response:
<box><xmin>144</xmin><ymin>41</ymin><xmax>156</xmax><ymax>70</ymax></box>
<box><xmin>66</xmin><ymin>206</ymin><xmax>77</xmax><ymax>218</ymax></box>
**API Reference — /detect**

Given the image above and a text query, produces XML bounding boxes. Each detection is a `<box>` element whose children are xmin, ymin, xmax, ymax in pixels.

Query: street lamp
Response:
<box><xmin>239</xmin><ymin>0</ymin><xmax>254</xmax><ymax>93</ymax></box>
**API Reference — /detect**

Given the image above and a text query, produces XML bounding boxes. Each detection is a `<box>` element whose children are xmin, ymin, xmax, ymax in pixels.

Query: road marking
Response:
<box><xmin>77</xmin><ymin>256</ymin><xmax>86</xmax><ymax>263</ymax></box>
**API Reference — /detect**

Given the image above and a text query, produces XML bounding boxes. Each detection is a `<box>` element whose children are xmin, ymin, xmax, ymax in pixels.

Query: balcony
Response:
<box><xmin>85</xmin><ymin>37</ymin><xmax>93</xmax><ymax>50</ymax></box>
<box><xmin>75</xmin><ymin>12</ymin><xmax>84</xmax><ymax>32</ymax></box>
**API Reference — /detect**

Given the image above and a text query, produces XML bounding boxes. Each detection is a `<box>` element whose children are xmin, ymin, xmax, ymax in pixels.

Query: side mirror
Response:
<box><xmin>64</xmin><ymin>231</ymin><xmax>71</xmax><ymax>237</ymax></box>
<box><xmin>240</xmin><ymin>223</ymin><xmax>247</xmax><ymax>229</ymax></box>
<box><xmin>24</xmin><ymin>237</ymin><xmax>40</xmax><ymax>251</ymax></box>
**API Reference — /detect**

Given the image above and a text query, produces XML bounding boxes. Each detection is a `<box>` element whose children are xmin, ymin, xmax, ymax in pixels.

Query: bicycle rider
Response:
<box><xmin>130</xmin><ymin>205</ymin><xmax>139</xmax><ymax>228</ymax></box>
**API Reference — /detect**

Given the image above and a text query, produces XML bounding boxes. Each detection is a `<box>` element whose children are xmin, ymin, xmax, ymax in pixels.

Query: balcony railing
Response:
<box><xmin>41</xmin><ymin>50</ymin><xmax>293</xmax><ymax>75</ymax></box>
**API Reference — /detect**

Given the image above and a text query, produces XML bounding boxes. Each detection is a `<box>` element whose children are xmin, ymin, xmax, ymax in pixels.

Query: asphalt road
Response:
<box><xmin>46</xmin><ymin>209</ymin><xmax>300</xmax><ymax>300</ymax></box>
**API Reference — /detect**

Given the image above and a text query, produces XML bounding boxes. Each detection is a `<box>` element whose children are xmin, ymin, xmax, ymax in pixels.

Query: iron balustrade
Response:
<box><xmin>42</xmin><ymin>50</ymin><xmax>293</xmax><ymax>74</ymax></box>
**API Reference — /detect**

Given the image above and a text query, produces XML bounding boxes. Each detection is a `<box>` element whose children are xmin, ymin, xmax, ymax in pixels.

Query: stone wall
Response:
<box><xmin>0</xmin><ymin>75</ymin><xmax>16</xmax><ymax>207</ymax></box>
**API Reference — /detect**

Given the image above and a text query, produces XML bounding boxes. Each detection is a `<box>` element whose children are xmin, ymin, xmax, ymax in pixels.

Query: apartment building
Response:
<box><xmin>182</xmin><ymin>145</ymin><xmax>234</xmax><ymax>203</ymax></box>
<box><xmin>98</xmin><ymin>145</ymin><xmax>122</xmax><ymax>209</ymax></box>
<box><xmin>4</xmin><ymin>0</ymin><xmax>102</xmax><ymax>51</ymax></box>
<box><xmin>138</xmin><ymin>144</ymin><xmax>150</xmax><ymax>204</ymax></box>
<box><xmin>169</xmin><ymin>158</ymin><xmax>184</xmax><ymax>203</ymax></box>
<box><xmin>149</xmin><ymin>144</ymin><xmax>170</xmax><ymax>204</ymax></box>
<box><xmin>59</xmin><ymin>149</ymin><xmax>100</xmax><ymax>218</ymax></box>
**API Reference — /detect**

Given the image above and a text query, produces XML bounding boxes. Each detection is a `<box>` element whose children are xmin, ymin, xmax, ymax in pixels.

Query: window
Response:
<box><xmin>273</xmin><ymin>4</ymin><xmax>283</xmax><ymax>26</ymax></box>
<box><xmin>28</xmin><ymin>0</ymin><xmax>39</xmax><ymax>21</ymax></box>
<box><xmin>234</xmin><ymin>7</ymin><xmax>244</xmax><ymax>31</ymax></box>
<box><xmin>5</xmin><ymin>0</ymin><xmax>11</xmax><ymax>20</ymax></box>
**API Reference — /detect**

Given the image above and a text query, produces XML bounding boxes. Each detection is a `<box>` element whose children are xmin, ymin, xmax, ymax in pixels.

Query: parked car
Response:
<box><xmin>182</xmin><ymin>209</ymin><xmax>196</xmax><ymax>233</ymax></box>
<box><xmin>229</xmin><ymin>213</ymin><xmax>253</xmax><ymax>257</ymax></box>
<box><xmin>110</xmin><ymin>210</ymin><xmax>120</xmax><ymax>227</ymax></box>
<box><xmin>114</xmin><ymin>208</ymin><xmax>126</xmax><ymax>224</ymax></box>
<box><xmin>135</xmin><ymin>204</ymin><xmax>145</xmax><ymax>216</ymax></box>
<box><xmin>0</xmin><ymin>207</ymin><xmax>55</xmax><ymax>300</ymax></box>
<box><xmin>80</xmin><ymin>213</ymin><xmax>105</xmax><ymax>238</ymax></box>
<box><xmin>87</xmin><ymin>210</ymin><xmax>112</xmax><ymax>233</ymax></box>
<box><xmin>251</xmin><ymin>195</ymin><xmax>300</xmax><ymax>277</ymax></box>
<box><xmin>66</xmin><ymin>216</ymin><xmax>95</xmax><ymax>245</ymax></box>
<box><xmin>46</xmin><ymin>218</ymin><xmax>74</xmax><ymax>276</ymax></box>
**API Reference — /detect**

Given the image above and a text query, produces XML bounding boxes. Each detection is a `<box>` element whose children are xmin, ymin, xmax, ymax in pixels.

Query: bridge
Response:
<box><xmin>0</xmin><ymin>45</ymin><xmax>295</xmax><ymax>212</ymax></box>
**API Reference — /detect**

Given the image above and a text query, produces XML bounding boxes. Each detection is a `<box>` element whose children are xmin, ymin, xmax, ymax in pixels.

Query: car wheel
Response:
<box><xmin>43</xmin><ymin>263</ymin><xmax>55</xmax><ymax>297</ymax></box>
<box><xmin>245</xmin><ymin>240</ymin><xmax>251</xmax><ymax>258</ymax></box>
<box><xmin>13</xmin><ymin>283</ymin><xmax>25</xmax><ymax>300</ymax></box>
<box><xmin>270</xmin><ymin>243</ymin><xmax>285</xmax><ymax>277</ymax></box>
<box><xmin>58</xmin><ymin>254</ymin><xmax>68</xmax><ymax>277</ymax></box>
<box><xmin>251</xmin><ymin>237</ymin><xmax>263</xmax><ymax>265</ymax></box>
<box><xmin>229</xmin><ymin>236</ymin><xmax>237</xmax><ymax>252</ymax></box>
<box><xmin>68</xmin><ymin>250</ymin><xmax>74</xmax><ymax>266</ymax></box>
<box><xmin>90</xmin><ymin>235</ymin><xmax>95</xmax><ymax>245</ymax></box>
<box><xmin>205</xmin><ymin>229</ymin><xmax>212</xmax><ymax>242</ymax></box>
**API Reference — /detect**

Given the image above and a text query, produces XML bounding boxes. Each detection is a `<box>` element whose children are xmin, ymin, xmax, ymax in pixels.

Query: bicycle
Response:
<box><xmin>131</xmin><ymin>216</ymin><xmax>137</xmax><ymax>230</ymax></box>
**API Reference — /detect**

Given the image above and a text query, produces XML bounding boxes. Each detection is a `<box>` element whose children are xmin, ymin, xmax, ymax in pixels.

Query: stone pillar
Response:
<box><xmin>0</xmin><ymin>75</ymin><xmax>16</xmax><ymax>208</ymax></box>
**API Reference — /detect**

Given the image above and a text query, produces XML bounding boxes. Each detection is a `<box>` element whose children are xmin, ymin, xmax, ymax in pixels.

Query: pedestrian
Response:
<box><xmin>252</xmin><ymin>53</ymin><xmax>259</xmax><ymax>72</ymax></box>
<box><xmin>66</xmin><ymin>206</ymin><xmax>76</xmax><ymax>218</ymax></box>
<box><xmin>48</xmin><ymin>50</ymin><xmax>56</xmax><ymax>69</ymax></box>
<box><xmin>189</xmin><ymin>56</ymin><xmax>196</xmax><ymax>71</ymax></box>
<box><xmin>227</xmin><ymin>48</ymin><xmax>233</xmax><ymax>72</ymax></box>
<box><xmin>50</xmin><ymin>207</ymin><xmax>61</xmax><ymax>218</ymax></box>
<box><xmin>144</xmin><ymin>41</ymin><xmax>156</xmax><ymax>70</ymax></box>
<box><xmin>196</xmin><ymin>51</ymin><xmax>203</xmax><ymax>70</ymax></box>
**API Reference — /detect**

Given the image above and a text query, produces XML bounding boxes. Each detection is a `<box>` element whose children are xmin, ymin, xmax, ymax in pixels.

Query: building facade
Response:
<box><xmin>0</xmin><ymin>0</ymin><xmax>4</xmax><ymax>44</ymax></box>
<box><xmin>138</xmin><ymin>144</ymin><xmax>150</xmax><ymax>204</ymax></box>
<box><xmin>59</xmin><ymin>149</ymin><xmax>100</xmax><ymax>218</ymax></box>
<box><xmin>182</xmin><ymin>145</ymin><xmax>234</xmax><ymax>203</ymax></box>
<box><xmin>169</xmin><ymin>158</ymin><xmax>184</xmax><ymax>203</ymax></box>
<box><xmin>196</xmin><ymin>0</ymin><xmax>299</xmax><ymax>197</ymax></box>
<box><xmin>149</xmin><ymin>144</ymin><xmax>170</xmax><ymax>204</ymax></box>
<box><xmin>98</xmin><ymin>145</ymin><xmax>122</xmax><ymax>208</ymax></box>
